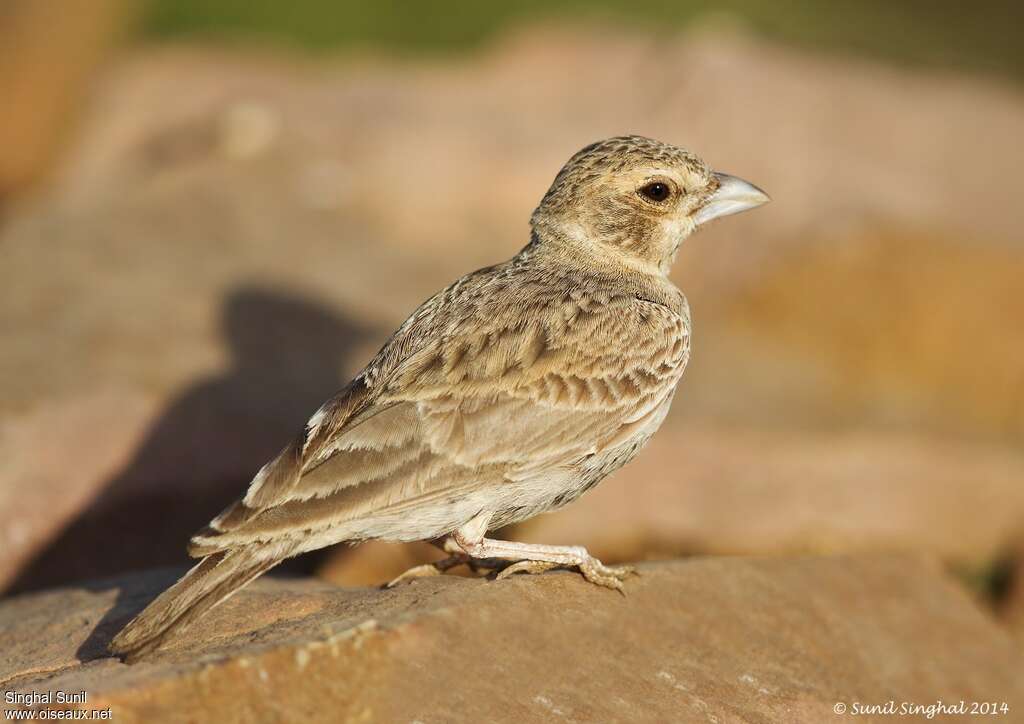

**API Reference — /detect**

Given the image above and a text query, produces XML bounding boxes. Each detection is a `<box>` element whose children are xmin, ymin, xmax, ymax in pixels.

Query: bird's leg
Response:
<box><xmin>434</xmin><ymin>534</ymin><xmax>506</xmax><ymax>574</ymax></box>
<box><xmin>385</xmin><ymin>534</ymin><xmax>504</xmax><ymax>588</ymax></box>
<box><xmin>452</xmin><ymin>532</ymin><xmax>636</xmax><ymax>592</ymax></box>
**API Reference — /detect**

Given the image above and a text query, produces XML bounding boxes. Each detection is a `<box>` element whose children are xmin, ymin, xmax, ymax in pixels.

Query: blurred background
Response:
<box><xmin>1</xmin><ymin>1</ymin><xmax>1022</xmax><ymax>638</ymax></box>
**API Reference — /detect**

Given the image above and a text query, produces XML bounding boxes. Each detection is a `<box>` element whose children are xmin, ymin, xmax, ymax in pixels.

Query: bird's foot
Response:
<box><xmin>496</xmin><ymin>555</ymin><xmax>634</xmax><ymax>591</ymax></box>
<box><xmin>576</xmin><ymin>557</ymin><xmax>636</xmax><ymax>592</ymax></box>
<box><xmin>385</xmin><ymin>554</ymin><xmax>466</xmax><ymax>588</ymax></box>
<box><xmin>387</xmin><ymin>532</ymin><xmax>522</xmax><ymax>588</ymax></box>
<box><xmin>451</xmin><ymin>529</ymin><xmax>638</xmax><ymax>593</ymax></box>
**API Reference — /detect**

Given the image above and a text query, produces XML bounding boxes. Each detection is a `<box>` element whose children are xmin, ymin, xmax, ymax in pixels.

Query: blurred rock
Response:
<box><xmin>4</xmin><ymin>27</ymin><xmax>1024</xmax><ymax>594</ymax></box>
<box><xmin>217</xmin><ymin>101</ymin><xmax>281</xmax><ymax>161</ymax></box>
<box><xmin>693</xmin><ymin>231</ymin><xmax>1024</xmax><ymax>443</ymax></box>
<box><xmin>1000</xmin><ymin>549</ymin><xmax>1024</xmax><ymax>644</ymax></box>
<box><xmin>0</xmin><ymin>0</ymin><xmax>135</xmax><ymax>198</ymax></box>
<box><xmin>3</xmin><ymin>555</ymin><xmax>1022</xmax><ymax>722</ymax></box>
<box><xmin>0</xmin><ymin>390</ymin><xmax>153</xmax><ymax>591</ymax></box>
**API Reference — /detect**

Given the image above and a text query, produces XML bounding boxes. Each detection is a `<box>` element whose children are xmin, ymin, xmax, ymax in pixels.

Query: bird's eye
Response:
<box><xmin>639</xmin><ymin>181</ymin><xmax>671</xmax><ymax>202</ymax></box>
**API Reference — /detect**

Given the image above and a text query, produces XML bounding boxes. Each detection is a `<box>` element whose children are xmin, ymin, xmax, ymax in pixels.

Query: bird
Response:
<box><xmin>109</xmin><ymin>135</ymin><xmax>769</xmax><ymax>660</ymax></box>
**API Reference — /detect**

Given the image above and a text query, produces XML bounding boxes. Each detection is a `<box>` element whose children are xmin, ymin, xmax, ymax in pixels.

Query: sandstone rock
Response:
<box><xmin>2</xmin><ymin>555</ymin><xmax>1022</xmax><ymax>723</ymax></box>
<box><xmin>999</xmin><ymin>548</ymin><xmax>1024</xmax><ymax>644</ymax></box>
<box><xmin>5</xmin><ymin>28</ymin><xmax>1024</xmax><ymax>595</ymax></box>
<box><xmin>0</xmin><ymin>0</ymin><xmax>131</xmax><ymax>197</ymax></box>
<box><xmin>0</xmin><ymin>391</ymin><xmax>154</xmax><ymax>591</ymax></box>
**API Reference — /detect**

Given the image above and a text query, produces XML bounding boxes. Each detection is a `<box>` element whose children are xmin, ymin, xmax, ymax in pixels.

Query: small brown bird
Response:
<box><xmin>110</xmin><ymin>135</ymin><xmax>768</xmax><ymax>660</ymax></box>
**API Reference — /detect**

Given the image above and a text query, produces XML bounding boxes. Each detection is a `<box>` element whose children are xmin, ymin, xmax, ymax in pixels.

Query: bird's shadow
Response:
<box><xmin>72</xmin><ymin>568</ymin><xmax>185</xmax><ymax>663</ymax></box>
<box><xmin>7</xmin><ymin>285</ymin><xmax>379</xmax><ymax>660</ymax></box>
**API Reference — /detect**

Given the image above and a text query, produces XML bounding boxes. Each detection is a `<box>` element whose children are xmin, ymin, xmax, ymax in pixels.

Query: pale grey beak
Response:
<box><xmin>693</xmin><ymin>172</ymin><xmax>770</xmax><ymax>226</ymax></box>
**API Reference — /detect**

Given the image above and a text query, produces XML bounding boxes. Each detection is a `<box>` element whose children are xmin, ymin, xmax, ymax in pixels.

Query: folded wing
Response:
<box><xmin>190</xmin><ymin>283</ymin><xmax>689</xmax><ymax>555</ymax></box>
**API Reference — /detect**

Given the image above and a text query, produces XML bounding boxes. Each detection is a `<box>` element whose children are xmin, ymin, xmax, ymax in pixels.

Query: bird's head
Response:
<box><xmin>530</xmin><ymin>135</ymin><xmax>769</xmax><ymax>274</ymax></box>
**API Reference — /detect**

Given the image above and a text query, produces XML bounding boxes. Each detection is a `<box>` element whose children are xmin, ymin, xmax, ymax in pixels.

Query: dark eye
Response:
<box><xmin>639</xmin><ymin>181</ymin><xmax>671</xmax><ymax>202</ymax></box>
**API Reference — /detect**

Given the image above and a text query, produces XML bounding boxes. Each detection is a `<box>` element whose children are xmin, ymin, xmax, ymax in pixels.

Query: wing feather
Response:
<box><xmin>190</xmin><ymin>268</ymin><xmax>689</xmax><ymax>556</ymax></box>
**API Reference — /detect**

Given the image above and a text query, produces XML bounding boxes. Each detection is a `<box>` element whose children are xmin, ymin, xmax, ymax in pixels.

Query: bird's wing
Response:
<box><xmin>189</xmin><ymin>277</ymin><xmax>688</xmax><ymax>555</ymax></box>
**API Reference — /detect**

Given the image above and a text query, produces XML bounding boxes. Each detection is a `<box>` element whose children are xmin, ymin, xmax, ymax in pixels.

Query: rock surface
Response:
<box><xmin>1001</xmin><ymin>549</ymin><xmax>1024</xmax><ymax>644</ymax></box>
<box><xmin>2</xmin><ymin>555</ymin><xmax>1022</xmax><ymax>723</ymax></box>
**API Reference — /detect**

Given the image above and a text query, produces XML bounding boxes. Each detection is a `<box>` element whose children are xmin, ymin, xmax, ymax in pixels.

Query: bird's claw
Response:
<box><xmin>385</xmin><ymin>554</ymin><xmax>469</xmax><ymax>588</ymax></box>
<box><xmin>385</xmin><ymin>563</ymin><xmax>445</xmax><ymax>588</ymax></box>
<box><xmin>580</xmin><ymin>559</ymin><xmax>636</xmax><ymax>593</ymax></box>
<box><xmin>495</xmin><ymin>554</ymin><xmax>637</xmax><ymax>593</ymax></box>
<box><xmin>494</xmin><ymin>560</ymin><xmax>560</xmax><ymax>580</ymax></box>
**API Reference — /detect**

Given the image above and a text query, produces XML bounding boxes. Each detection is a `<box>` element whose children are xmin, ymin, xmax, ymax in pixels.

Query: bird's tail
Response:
<box><xmin>108</xmin><ymin>548</ymin><xmax>278</xmax><ymax>662</ymax></box>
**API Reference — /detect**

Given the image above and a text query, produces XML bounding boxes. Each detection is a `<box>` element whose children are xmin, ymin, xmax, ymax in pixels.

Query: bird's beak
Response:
<box><xmin>692</xmin><ymin>172</ymin><xmax>770</xmax><ymax>226</ymax></box>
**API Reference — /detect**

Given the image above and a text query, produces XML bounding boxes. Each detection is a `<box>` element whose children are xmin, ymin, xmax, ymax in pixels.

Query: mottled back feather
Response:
<box><xmin>190</xmin><ymin>250</ymin><xmax>689</xmax><ymax>555</ymax></box>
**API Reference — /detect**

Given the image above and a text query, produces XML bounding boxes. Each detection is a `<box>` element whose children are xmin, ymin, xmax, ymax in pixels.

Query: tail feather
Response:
<box><xmin>109</xmin><ymin>549</ymin><xmax>278</xmax><ymax>661</ymax></box>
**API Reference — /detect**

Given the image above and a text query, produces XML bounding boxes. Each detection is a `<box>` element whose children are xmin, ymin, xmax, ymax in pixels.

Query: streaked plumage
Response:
<box><xmin>110</xmin><ymin>135</ymin><xmax>768</xmax><ymax>660</ymax></box>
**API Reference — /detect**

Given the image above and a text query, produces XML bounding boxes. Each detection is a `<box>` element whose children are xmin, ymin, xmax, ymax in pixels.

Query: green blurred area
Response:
<box><xmin>142</xmin><ymin>0</ymin><xmax>1024</xmax><ymax>80</ymax></box>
